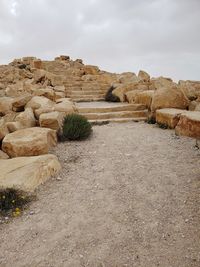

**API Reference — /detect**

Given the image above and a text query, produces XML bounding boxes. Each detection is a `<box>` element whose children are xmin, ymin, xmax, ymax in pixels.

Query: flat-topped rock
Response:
<box><xmin>156</xmin><ymin>108</ymin><xmax>187</xmax><ymax>129</ymax></box>
<box><xmin>175</xmin><ymin>111</ymin><xmax>200</xmax><ymax>139</ymax></box>
<box><xmin>0</xmin><ymin>154</ymin><xmax>61</xmax><ymax>193</ymax></box>
<box><xmin>2</xmin><ymin>127</ymin><xmax>57</xmax><ymax>157</ymax></box>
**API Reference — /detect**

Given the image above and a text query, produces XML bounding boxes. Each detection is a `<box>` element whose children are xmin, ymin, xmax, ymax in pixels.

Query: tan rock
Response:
<box><xmin>39</xmin><ymin>111</ymin><xmax>64</xmax><ymax>131</ymax></box>
<box><xmin>0</xmin><ymin>97</ymin><xmax>13</xmax><ymax>115</ymax></box>
<box><xmin>33</xmin><ymin>88</ymin><xmax>55</xmax><ymax>101</ymax></box>
<box><xmin>12</xmin><ymin>94</ymin><xmax>32</xmax><ymax>112</ymax></box>
<box><xmin>84</xmin><ymin>65</ymin><xmax>99</xmax><ymax>75</ymax></box>
<box><xmin>113</xmin><ymin>83</ymin><xmax>139</xmax><ymax>102</ymax></box>
<box><xmin>26</xmin><ymin>96</ymin><xmax>54</xmax><ymax>111</ymax></box>
<box><xmin>134</xmin><ymin>90</ymin><xmax>154</xmax><ymax>109</ymax></box>
<box><xmin>125</xmin><ymin>90</ymin><xmax>142</xmax><ymax>103</ymax></box>
<box><xmin>0</xmin><ymin>119</ymin><xmax>9</xmax><ymax>141</ymax></box>
<box><xmin>117</xmin><ymin>72</ymin><xmax>139</xmax><ymax>83</ymax></box>
<box><xmin>54</xmin><ymin>85</ymin><xmax>65</xmax><ymax>92</ymax></box>
<box><xmin>175</xmin><ymin>112</ymin><xmax>200</xmax><ymax>139</ymax></box>
<box><xmin>54</xmin><ymin>98</ymin><xmax>77</xmax><ymax>114</ymax></box>
<box><xmin>150</xmin><ymin>77</ymin><xmax>174</xmax><ymax>90</ymax></box>
<box><xmin>151</xmin><ymin>86</ymin><xmax>189</xmax><ymax>112</ymax></box>
<box><xmin>6</xmin><ymin>108</ymin><xmax>36</xmax><ymax>132</ymax></box>
<box><xmin>138</xmin><ymin>70</ymin><xmax>150</xmax><ymax>82</ymax></box>
<box><xmin>2</xmin><ymin>127</ymin><xmax>57</xmax><ymax>157</ymax></box>
<box><xmin>0</xmin><ymin>154</ymin><xmax>61</xmax><ymax>193</ymax></box>
<box><xmin>0</xmin><ymin>150</ymin><xmax>9</xmax><ymax>159</ymax></box>
<box><xmin>55</xmin><ymin>91</ymin><xmax>66</xmax><ymax>100</ymax></box>
<box><xmin>156</xmin><ymin>108</ymin><xmax>186</xmax><ymax>129</ymax></box>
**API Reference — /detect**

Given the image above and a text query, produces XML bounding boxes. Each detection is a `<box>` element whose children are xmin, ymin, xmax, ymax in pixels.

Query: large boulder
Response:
<box><xmin>26</xmin><ymin>96</ymin><xmax>54</xmax><ymax>111</ymax></box>
<box><xmin>2</xmin><ymin>127</ymin><xmax>57</xmax><ymax>157</ymax></box>
<box><xmin>126</xmin><ymin>90</ymin><xmax>154</xmax><ymax>109</ymax></box>
<box><xmin>150</xmin><ymin>77</ymin><xmax>174</xmax><ymax>90</ymax></box>
<box><xmin>54</xmin><ymin>98</ymin><xmax>77</xmax><ymax>114</ymax></box>
<box><xmin>12</xmin><ymin>94</ymin><xmax>32</xmax><ymax>112</ymax></box>
<box><xmin>0</xmin><ymin>97</ymin><xmax>13</xmax><ymax>115</ymax></box>
<box><xmin>0</xmin><ymin>119</ymin><xmax>9</xmax><ymax>141</ymax></box>
<box><xmin>151</xmin><ymin>86</ymin><xmax>189</xmax><ymax>112</ymax></box>
<box><xmin>156</xmin><ymin>108</ymin><xmax>186</xmax><ymax>129</ymax></box>
<box><xmin>175</xmin><ymin>112</ymin><xmax>200</xmax><ymax>139</ymax></box>
<box><xmin>0</xmin><ymin>154</ymin><xmax>61</xmax><ymax>193</ymax></box>
<box><xmin>6</xmin><ymin>108</ymin><xmax>36</xmax><ymax>133</ymax></box>
<box><xmin>113</xmin><ymin>82</ymin><xmax>140</xmax><ymax>102</ymax></box>
<box><xmin>138</xmin><ymin>70</ymin><xmax>150</xmax><ymax>82</ymax></box>
<box><xmin>0</xmin><ymin>150</ymin><xmax>9</xmax><ymax>159</ymax></box>
<box><xmin>39</xmin><ymin>111</ymin><xmax>64</xmax><ymax>131</ymax></box>
<box><xmin>33</xmin><ymin>87</ymin><xmax>55</xmax><ymax>101</ymax></box>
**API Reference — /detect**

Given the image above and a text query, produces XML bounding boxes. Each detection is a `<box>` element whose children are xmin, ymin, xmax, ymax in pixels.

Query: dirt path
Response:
<box><xmin>0</xmin><ymin>122</ymin><xmax>200</xmax><ymax>267</ymax></box>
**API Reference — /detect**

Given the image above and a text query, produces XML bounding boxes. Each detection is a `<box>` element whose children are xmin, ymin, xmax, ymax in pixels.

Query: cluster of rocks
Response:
<box><xmin>0</xmin><ymin>57</ymin><xmax>80</xmax><ymax>194</ymax></box>
<box><xmin>0</xmin><ymin>55</ymin><xmax>199</xmax><ymax>195</ymax></box>
<box><xmin>112</xmin><ymin>71</ymin><xmax>200</xmax><ymax>140</ymax></box>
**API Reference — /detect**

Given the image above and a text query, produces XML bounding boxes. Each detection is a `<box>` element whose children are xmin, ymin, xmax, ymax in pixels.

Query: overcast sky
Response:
<box><xmin>0</xmin><ymin>0</ymin><xmax>200</xmax><ymax>81</ymax></box>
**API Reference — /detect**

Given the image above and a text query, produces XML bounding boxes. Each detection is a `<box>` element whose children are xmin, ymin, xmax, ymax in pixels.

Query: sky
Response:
<box><xmin>0</xmin><ymin>0</ymin><xmax>200</xmax><ymax>81</ymax></box>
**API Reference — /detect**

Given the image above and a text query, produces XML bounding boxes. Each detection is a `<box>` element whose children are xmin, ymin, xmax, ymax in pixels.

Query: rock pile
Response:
<box><xmin>0</xmin><ymin>55</ymin><xmax>200</xmax><ymax>194</ymax></box>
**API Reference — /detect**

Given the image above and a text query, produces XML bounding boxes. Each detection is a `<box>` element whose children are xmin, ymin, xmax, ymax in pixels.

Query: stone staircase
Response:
<box><xmin>77</xmin><ymin>102</ymin><xmax>148</xmax><ymax>124</ymax></box>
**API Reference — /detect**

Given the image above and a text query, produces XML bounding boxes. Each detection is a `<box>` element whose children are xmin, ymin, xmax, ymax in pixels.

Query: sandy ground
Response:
<box><xmin>0</xmin><ymin>122</ymin><xmax>200</xmax><ymax>267</ymax></box>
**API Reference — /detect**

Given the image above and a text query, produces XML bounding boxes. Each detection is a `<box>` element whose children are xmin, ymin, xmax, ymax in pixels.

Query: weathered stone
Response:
<box><xmin>84</xmin><ymin>65</ymin><xmax>99</xmax><ymax>75</ymax></box>
<box><xmin>0</xmin><ymin>119</ymin><xmax>9</xmax><ymax>141</ymax></box>
<box><xmin>55</xmin><ymin>91</ymin><xmax>66</xmax><ymax>100</ymax></box>
<box><xmin>39</xmin><ymin>111</ymin><xmax>64</xmax><ymax>131</ymax></box>
<box><xmin>33</xmin><ymin>88</ymin><xmax>55</xmax><ymax>101</ymax></box>
<box><xmin>6</xmin><ymin>108</ymin><xmax>36</xmax><ymax>132</ymax></box>
<box><xmin>0</xmin><ymin>154</ymin><xmax>61</xmax><ymax>193</ymax></box>
<box><xmin>12</xmin><ymin>94</ymin><xmax>32</xmax><ymax>112</ymax></box>
<box><xmin>54</xmin><ymin>98</ymin><xmax>77</xmax><ymax>114</ymax></box>
<box><xmin>175</xmin><ymin>112</ymin><xmax>200</xmax><ymax>139</ymax></box>
<box><xmin>150</xmin><ymin>77</ymin><xmax>174</xmax><ymax>90</ymax></box>
<box><xmin>113</xmin><ymin>83</ymin><xmax>139</xmax><ymax>102</ymax></box>
<box><xmin>0</xmin><ymin>97</ymin><xmax>13</xmax><ymax>115</ymax></box>
<box><xmin>156</xmin><ymin>108</ymin><xmax>186</xmax><ymax>129</ymax></box>
<box><xmin>151</xmin><ymin>86</ymin><xmax>189</xmax><ymax>112</ymax></box>
<box><xmin>26</xmin><ymin>96</ymin><xmax>54</xmax><ymax>111</ymax></box>
<box><xmin>138</xmin><ymin>70</ymin><xmax>150</xmax><ymax>82</ymax></box>
<box><xmin>126</xmin><ymin>90</ymin><xmax>154</xmax><ymax>108</ymax></box>
<box><xmin>0</xmin><ymin>150</ymin><xmax>9</xmax><ymax>159</ymax></box>
<box><xmin>2</xmin><ymin>127</ymin><xmax>57</xmax><ymax>157</ymax></box>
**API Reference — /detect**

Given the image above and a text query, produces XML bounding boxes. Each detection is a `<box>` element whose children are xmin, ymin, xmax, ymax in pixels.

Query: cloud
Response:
<box><xmin>0</xmin><ymin>0</ymin><xmax>199</xmax><ymax>81</ymax></box>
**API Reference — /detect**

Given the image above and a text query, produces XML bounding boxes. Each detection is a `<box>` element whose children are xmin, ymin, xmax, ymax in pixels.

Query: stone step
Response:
<box><xmin>89</xmin><ymin>117</ymin><xmax>147</xmax><ymax>125</ymax></box>
<box><xmin>69</xmin><ymin>90</ymin><xmax>106</xmax><ymax>96</ymax></box>
<box><xmin>73</xmin><ymin>97</ymin><xmax>105</xmax><ymax>102</ymax></box>
<box><xmin>79</xmin><ymin>110</ymin><xmax>148</xmax><ymax>120</ymax></box>
<box><xmin>77</xmin><ymin>103</ymin><xmax>146</xmax><ymax>113</ymax></box>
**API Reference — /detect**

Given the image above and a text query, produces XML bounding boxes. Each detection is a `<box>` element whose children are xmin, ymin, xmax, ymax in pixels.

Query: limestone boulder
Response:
<box><xmin>151</xmin><ymin>86</ymin><xmax>189</xmax><ymax>112</ymax></box>
<box><xmin>138</xmin><ymin>70</ymin><xmax>150</xmax><ymax>82</ymax></box>
<box><xmin>156</xmin><ymin>108</ymin><xmax>186</xmax><ymax>129</ymax></box>
<box><xmin>33</xmin><ymin>88</ymin><xmax>55</xmax><ymax>101</ymax></box>
<box><xmin>175</xmin><ymin>112</ymin><xmax>200</xmax><ymax>139</ymax></box>
<box><xmin>6</xmin><ymin>108</ymin><xmax>36</xmax><ymax>132</ymax></box>
<box><xmin>0</xmin><ymin>119</ymin><xmax>9</xmax><ymax>141</ymax></box>
<box><xmin>39</xmin><ymin>111</ymin><xmax>64</xmax><ymax>131</ymax></box>
<box><xmin>113</xmin><ymin>83</ymin><xmax>139</xmax><ymax>102</ymax></box>
<box><xmin>150</xmin><ymin>77</ymin><xmax>174</xmax><ymax>90</ymax></box>
<box><xmin>0</xmin><ymin>97</ymin><xmax>13</xmax><ymax>115</ymax></box>
<box><xmin>0</xmin><ymin>154</ymin><xmax>61</xmax><ymax>193</ymax></box>
<box><xmin>12</xmin><ymin>94</ymin><xmax>32</xmax><ymax>112</ymax></box>
<box><xmin>2</xmin><ymin>127</ymin><xmax>57</xmax><ymax>157</ymax></box>
<box><xmin>133</xmin><ymin>90</ymin><xmax>154</xmax><ymax>109</ymax></box>
<box><xmin>117</xmin><ymin>72</ymin><xmax>139</xmax><ymax>83</ymax></box>
<box><xmin>26</xmin><ymin>96</ymin><xmax>54</xmax><ymax>113</ymax></box>
<box><xmin>54</xmin><ymin>98</ymin><xmax>77</xmax><ymax>114</ymax></box>
<box><xmin>84</xmin><ymin>65</ymin><xmax>99</xmax><ymax>75</ymax></box>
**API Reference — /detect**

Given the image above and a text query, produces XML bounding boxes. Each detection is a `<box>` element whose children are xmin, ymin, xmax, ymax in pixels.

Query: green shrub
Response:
<box><xmin>61</xmin><ymin>113</ymin><xmax>92</xmax><ymax>141</ymax></box>
<box><xmin>0</xmin><ymin>189</ymin><xmax>31</xmax><ymax>216</ymax></box>
<box><xmin>105</xmin><ymin>86</ymin><xmax>120</xmax><ymax>102</ymax></box>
